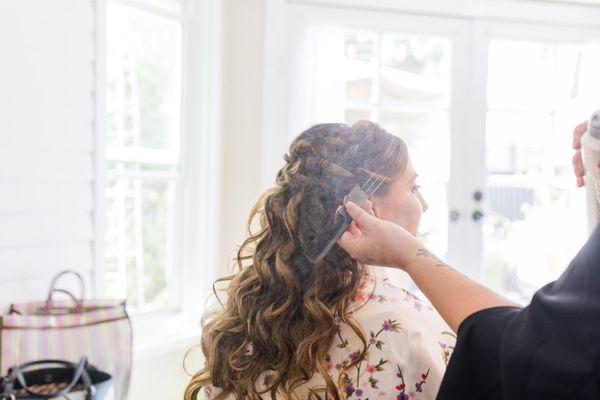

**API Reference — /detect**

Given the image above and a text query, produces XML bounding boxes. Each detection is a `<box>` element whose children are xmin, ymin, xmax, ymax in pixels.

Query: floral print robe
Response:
<box><xmin>202</xmin><ymin>267</ymin><xmax>455</xmax><ymax>400</ymax></box>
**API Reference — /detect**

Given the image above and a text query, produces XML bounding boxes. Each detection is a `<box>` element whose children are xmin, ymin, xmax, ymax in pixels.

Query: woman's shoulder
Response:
<box><xmin>351</xmin><ymin>275</ymin><xmax>445</xmax><ymax>345</ymax></box>
<box><xmin>324</xmin><ymin>271</ymin><xmax>455</xmax><ymax>399</ymax></box>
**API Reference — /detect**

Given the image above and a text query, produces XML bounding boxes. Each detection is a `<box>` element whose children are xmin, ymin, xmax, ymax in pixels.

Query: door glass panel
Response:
<box><xmin>379</xmin><ymin>35</ymin><xmax>451</xmax><ymax>108</ymax></box>
<box><xmin>309</xmin><ymin>28</ymin><xmax>452</xmax><ymax>281</ymax></box>
<box><xmin>483</xmin><ymin>39</ymin><xmax>600</xmax><ymax>303</ymax></box>
<box><xmin>487</xmin><ymin>41</ymin><xmax>555</xmax><ymax>111</ymax></box>
<box><xmin>344</xmin><ymin>33</ymin><xmax>376</xmax><ymax>100</ymax></box>
<box><xmin>106</xmin><ymin>2</ymin><xmax>182</xmax><ymax>154</ymax></box>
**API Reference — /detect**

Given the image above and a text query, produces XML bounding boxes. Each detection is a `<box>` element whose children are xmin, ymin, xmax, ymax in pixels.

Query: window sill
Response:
<box><xmin>131</xmin><ymin>312</ymin><xmax>201</xmax><ymax>362</ymax></box>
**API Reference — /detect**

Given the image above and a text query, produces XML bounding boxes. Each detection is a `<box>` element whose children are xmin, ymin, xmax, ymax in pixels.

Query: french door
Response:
<box><xmin>468</xmin><ymin>22</ymin><xmax>600</xmax><ymax>302</ymax></box>
<box><xmin>264</xmin><ymin>3</ymin><xmax>600</xmax><ymax>302</ymax></box>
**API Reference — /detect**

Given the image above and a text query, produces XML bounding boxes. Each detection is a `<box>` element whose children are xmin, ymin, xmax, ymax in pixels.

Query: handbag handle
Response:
<box><xmin>8</xmin><ymin>358</ymin><xmax>94</xmax><ymax>400</ymax></box>
<box><xmin>43</xmin><ymin>270</ymin><xmax>86</xmax><ymax>314</ymax></box>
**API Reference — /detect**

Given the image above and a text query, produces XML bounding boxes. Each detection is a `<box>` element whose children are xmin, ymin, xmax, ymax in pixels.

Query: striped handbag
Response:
<box><xmin>0</xmin><ymin>271</ymin><xmax>132</xmax><ymax>400</ymax></box>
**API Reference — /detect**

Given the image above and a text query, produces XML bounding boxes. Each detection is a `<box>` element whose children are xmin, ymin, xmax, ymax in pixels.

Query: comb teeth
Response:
<box><xmin>361</xmin><ymin>173</ymin><xmax>386</xmax><ymax>196</ymax></box>
<box><xmin>303</xmin><ymin>174</ymin><xmax>387</xmax><ymax>264</ymax></box>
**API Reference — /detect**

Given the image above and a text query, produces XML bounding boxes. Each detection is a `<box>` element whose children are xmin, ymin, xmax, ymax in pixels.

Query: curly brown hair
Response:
<box><xmin>184</xmin><ymin>121</ymin><xmax>408</xmax><ymax>400</ymax></box>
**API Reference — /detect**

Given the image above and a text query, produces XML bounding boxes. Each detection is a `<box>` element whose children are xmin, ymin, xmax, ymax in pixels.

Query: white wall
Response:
<box><xmin>128</xmin><ymin>347</ymin><xmax>203</xmax><ymax>400</ymax></box>
<box><xmin>218</xmin><ymin>0</ymin><xmax>266</xmax><ymax>273</ymax></box>
<box><xmin>0</xmin><ymin>0</ymin><xmax>96</xmax><ymax>309</ymax></box>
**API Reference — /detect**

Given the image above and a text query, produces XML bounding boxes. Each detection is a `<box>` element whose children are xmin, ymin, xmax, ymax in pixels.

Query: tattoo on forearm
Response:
<box><xmin>416</xmin><ymin>248</ymin><xmax>450</xmax><ymax>268</ymax></box>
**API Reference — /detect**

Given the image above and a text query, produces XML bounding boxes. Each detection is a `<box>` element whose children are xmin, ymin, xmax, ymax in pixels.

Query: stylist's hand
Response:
<box><xmin>337</xmin><ymin>201</ymin><xmax>422</xmax><ymax>269</ymax></box>
<box><xmin>572</xmin><ymin>120</ymin><xmax>600</xmax><ymax>204</ymax></box>
<box><xmin>573</xmin><ymin>121</ymin><xmax>588</xmax><ymax>187</ymax></box>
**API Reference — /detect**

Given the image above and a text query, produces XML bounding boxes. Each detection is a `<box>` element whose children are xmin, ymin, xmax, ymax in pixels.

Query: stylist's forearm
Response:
<box><xmin>404</xmin><ymin>252</ymin><xmax>521</xmax><ymax>333</ymax></box>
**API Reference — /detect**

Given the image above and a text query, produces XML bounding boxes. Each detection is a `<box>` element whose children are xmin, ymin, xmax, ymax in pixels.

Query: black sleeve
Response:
<box><xmin>436</xmin><ymin>306</ymin><xmax>520</xmax><ymax>400</ymax></box>
<box><xmin>437</xmin><ymin>224</ymin><xmax>600</xmax><ymax>400</ymax></box>
<box><xmin>499</xmin><ymin>223</ymin><xmax>600</xmax><ymax>399</ymax></box>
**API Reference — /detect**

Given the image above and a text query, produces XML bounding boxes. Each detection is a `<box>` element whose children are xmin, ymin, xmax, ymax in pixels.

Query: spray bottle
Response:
<box><xmin>581</xmin><ymin>109</ymin><xmax>600</xmax><ymax>234</ymax></box>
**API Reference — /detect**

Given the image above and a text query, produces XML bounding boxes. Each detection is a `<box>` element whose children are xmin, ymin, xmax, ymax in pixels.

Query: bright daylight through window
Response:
<box><xmin>104</xmin><ymin>0</ymin><xmax>183</xmax><ymax>314</ymax></box>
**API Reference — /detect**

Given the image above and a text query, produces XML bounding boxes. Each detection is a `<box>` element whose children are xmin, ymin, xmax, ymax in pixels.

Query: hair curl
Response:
<box><xmin>185</xmin><ymin>121</ymin><xmax>408</xmax><ymax>400</ymax></box>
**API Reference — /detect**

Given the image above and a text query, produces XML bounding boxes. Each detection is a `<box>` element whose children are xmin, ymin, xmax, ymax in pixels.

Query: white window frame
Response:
<box><xmin>93</xmin><ymin>0</ymin><xmax>223</xmax><ymax>359</ymax></box>
<box><xmin>264</xmin><ymin>0</ymin><xmax>600</xmax><ymax>281</ymax></box>
<box><xmin>104</xmin><ymin>0</ymin><xmax>186</xmax><ymax>319</ymax></box>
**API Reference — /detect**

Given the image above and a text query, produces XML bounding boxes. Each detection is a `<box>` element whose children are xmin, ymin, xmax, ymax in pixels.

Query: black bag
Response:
<box><xmin>0</xmin><ymin>358</ymin><xmax>112</xmax><ymax>400</ymax></box>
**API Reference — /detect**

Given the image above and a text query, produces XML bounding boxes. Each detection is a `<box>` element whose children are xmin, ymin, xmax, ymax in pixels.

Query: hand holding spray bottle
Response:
<box><xmin>581</xmin><ymin>109</ymin><xmax>600</xmax><ymax>234</ymax></box>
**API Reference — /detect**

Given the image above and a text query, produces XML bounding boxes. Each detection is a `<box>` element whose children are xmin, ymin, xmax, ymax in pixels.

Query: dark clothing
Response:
<box><xmin>437</xmin><ymin>225</ymin><xmax>600</xmax><ymax>399</ymax></box>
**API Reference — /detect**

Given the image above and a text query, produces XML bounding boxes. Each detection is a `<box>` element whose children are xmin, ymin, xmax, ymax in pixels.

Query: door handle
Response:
<box><xmin>472</xmin><ymin>210</ymin><xmax>484</xmax><ymax>221</ymax></box>
<box><xmin>449</xmin><ymin>209</ymin><xmax>460</xmax><ymax>222</ymax></box>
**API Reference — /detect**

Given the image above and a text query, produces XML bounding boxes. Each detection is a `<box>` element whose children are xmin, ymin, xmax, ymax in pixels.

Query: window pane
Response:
<box><xmin>482</xmin><ymin>39</ymin><xmax>598</xmax><ymax>303</ymax></box>
<box><xmin>106</xmin><ymin>2</ymin><xmax>182</xmax><ymax>153</ymax></box>
<box><xmin>487</xmin><ymin>40</ymin><xmax>555</xmax><ymax>111</ymax></box>
<box><xmin>488</xmin><ymin>40</ymin><xmax>600</xmax><ymax>113</ymax></box>
<box><xmin>105</xmin><ymin>177</ymin><xmax>177</xmax><ymax>313</ymax></box>
<box><xmin>486</xmin><ymin>111</ymin><xmax>553</xmax><ymax>175</ymax></box>
<box><xmin>379</xmin><ymin>35</ymin><xmax>451</xmax><ymax>107</ymax></box>
<box><xmin>483</xmin><ymin>178</ymin><xmax>586</xmax><ymax>303</ymax></box>
<box><xmin>555</xmin><ymin>43</ymin><xmax>600</xmax><ymax>128</ymax></box>
<box><xmin>344</xmin><ymin>33</ymin><xmax>376</xmax><ymax>100</ymax></box>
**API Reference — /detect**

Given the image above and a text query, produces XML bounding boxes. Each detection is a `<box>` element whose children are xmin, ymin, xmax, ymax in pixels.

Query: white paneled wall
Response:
<box><xmin>0</xmin><ymin>0</ymin><xmax>96</xmax><ymax>310</ymax></box>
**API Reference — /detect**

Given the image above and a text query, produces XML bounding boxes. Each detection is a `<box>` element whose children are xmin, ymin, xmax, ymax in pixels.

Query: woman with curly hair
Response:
<box><xmin>184</xmin><ymin>121</ymin><xmax>455</xmax><ymax>400</ymax></box>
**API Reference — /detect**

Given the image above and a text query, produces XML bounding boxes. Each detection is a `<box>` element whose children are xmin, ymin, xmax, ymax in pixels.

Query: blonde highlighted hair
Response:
<box><xmin>185</xmin><ymin>121</ymin><xmax>408</xmax><ymax>400</ymax></box>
